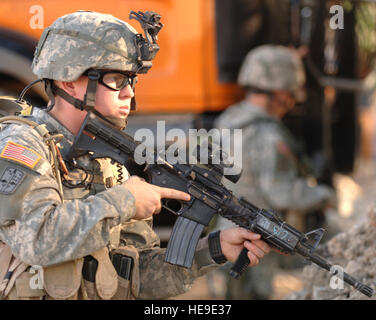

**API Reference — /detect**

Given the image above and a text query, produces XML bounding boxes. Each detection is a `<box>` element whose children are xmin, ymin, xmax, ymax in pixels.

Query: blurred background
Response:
<box><xmin>1</xmin><ymin>0</ymin><xmax>376</xmax><ymax>299</ymax></box>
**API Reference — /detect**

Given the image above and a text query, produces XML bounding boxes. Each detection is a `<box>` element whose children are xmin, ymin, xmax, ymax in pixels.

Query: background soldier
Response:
<box><xmin>0</xmin><ymin>11</ymin><xmax>272</xmax><ymax>300</ymax></box>
<box><xmin>214</xmin><ymin>44</ymin><xmax>336</xmax><ymax>299</ymax></box>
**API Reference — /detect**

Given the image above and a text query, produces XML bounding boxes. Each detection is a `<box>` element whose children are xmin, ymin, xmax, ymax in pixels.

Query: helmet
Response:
<box><xmin>238</xmin><ymin>45</ymin><xmax>306</xmax><ymax>93</ymax></box>
<box><xmin>32</xmin><ymin>10</ymin><xmax>161</xmax><ymax>80</ymax></box>
<box><xmin>30</xmin><ymin>10</ymin><xmax>163</xmax><ymax>115</ymax></box>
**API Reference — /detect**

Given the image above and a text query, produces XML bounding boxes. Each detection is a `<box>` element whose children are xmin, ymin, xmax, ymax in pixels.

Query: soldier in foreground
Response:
<box><xmin>214</xmin><ymin>45</ymin><xmax>336</xmax><ymax>299</ymax></box>
<box><xmin>0</xmin><ymin>11</ymin><xmax>272</xmax><ymax>300</ymax></box>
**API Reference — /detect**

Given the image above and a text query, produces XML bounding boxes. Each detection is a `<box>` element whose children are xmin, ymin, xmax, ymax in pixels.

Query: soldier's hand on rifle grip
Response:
<box><xmin>219</xmin><ymin>228</ymin><xmax>271</xmax><ymax>266</ymax></box>
<box><xmin>243</xmin><ymin>238</ymin><xmax>271</xmax><ymax>266</ymax></box>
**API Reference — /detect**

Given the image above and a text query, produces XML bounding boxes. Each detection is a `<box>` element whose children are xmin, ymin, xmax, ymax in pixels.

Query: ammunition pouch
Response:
<box><xmin>4</xmin><ymin>257</ymin><xmax>83</xmax><ymax>300</ymax></box>
<box><xmin>7</xmin><ymin>267</ymin><xmax>45</xmax><ymax>300</ymax></box>
<box><xmin>2</xmin><ymin>246</ymin><xmax>120</xmax><ymax>300</ymax></box>
<box><xmin>0</xmin><ymin>242</ymin><xmax>30</xmax><ymax>299</ymax></box>
<box><xmin>81</xmin><ymin>247</ymin><xmax>118</xmax><ymax>300</ymax></box>
<box><xmin>43</xmin><ymin>258</ymin><xmax>84</xmax><ymax>300</ymax></box>
<box><xmin>111</xmin><ymin>246</ymin><xmax>140</xmax><ymax>300</ymax></box>
<box><xmin>81</xmin><ymin>245</ymin><xmax>140</xmax><ymax>300</ymax></box>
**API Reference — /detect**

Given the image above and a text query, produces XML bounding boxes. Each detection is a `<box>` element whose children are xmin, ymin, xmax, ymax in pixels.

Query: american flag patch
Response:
<box><xmin>0</xmin><ymin>141</ymin><xmax>41</xmax><ymax>169</ymax></box>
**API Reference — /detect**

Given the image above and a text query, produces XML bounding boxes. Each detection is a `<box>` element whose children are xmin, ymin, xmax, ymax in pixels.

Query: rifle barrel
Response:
<box><xmin>296</xmin><ymin>244</ymin><xmax>374</xmax><ymax>298</ymax></box>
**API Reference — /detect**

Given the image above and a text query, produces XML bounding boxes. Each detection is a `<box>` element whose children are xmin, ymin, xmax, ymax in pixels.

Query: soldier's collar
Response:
<box><xmin>30</xmin><ymin>107</ymin><xmax>75</xmax><ymax>158</ymax></box>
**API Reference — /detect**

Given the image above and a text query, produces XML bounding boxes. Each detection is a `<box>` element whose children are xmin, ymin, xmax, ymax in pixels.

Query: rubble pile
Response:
<box><xmin>288</xmin><ymin>207</ymin><xmax>376</xmax><ymax>300</ymax></box>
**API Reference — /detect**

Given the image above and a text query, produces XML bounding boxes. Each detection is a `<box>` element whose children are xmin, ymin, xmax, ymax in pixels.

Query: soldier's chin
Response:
<box><xmin>119</xmin><ymin>109</ymin><xmax>129</xmax><ymax>117</ymax></box>
<box><xmin>104</xmin><ymin>115</ymin><xmax>128</xmax><ymax>129</ymax></box>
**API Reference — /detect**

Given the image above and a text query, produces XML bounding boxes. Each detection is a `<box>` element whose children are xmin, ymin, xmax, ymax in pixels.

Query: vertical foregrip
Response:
<box><xmin>165</xmin><ymin>216</ymin><xmax>205</xmax><ymax>268</ymax></box>
<box><xmin>229</xmin><ymin>247</ymin><xmax>250</xmax><ymax>279</ymax></box>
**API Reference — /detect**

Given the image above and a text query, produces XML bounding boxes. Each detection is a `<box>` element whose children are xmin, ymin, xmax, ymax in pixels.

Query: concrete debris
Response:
<box><xmin>288</xmin><ymin>207</ymin><xmax>376</xmax><ymax>300</ymax></box>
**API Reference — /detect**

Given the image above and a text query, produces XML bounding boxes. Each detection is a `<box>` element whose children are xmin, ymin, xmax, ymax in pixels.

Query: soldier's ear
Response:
<box><xmin>57</xmin><ymin>78</ymin><xmax>86</xmax><ymax>99</ymax></box>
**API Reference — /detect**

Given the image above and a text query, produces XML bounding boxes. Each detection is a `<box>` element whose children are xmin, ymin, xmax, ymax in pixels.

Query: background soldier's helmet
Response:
<box><xmin>237</xmin><ymin>45</ymin><xmax>306</xmax><ymax>93</ymax></box>
<box><xmin>32</xmin><ymin>11</ymin><xmax>140</xmax><ymax>81</ymax></box>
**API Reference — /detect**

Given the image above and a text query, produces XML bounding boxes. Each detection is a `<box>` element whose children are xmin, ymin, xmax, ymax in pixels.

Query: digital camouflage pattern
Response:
<box><xmin>137</xmin><ymin>238</ymin><xmax>218</xmax><ymax>299</ymax></box>
<box><xmin>32</xmin><ymin>11</ymin><xmax>141</xmax><ymax>81</ymax></box>
<box><xmin>215</xmin><ymin>100</ymin><xmax>334</xmax><ymax>213</ymax></box>
<box><xmin>0</xmin><ymin>108</ymin><xmax>137</xmax><ymax>266</ymax></box>
<box><xmin>213</xmin><ymin>44</ymin><xmax>334</xmax><ymax>300</ymax></box>
<box><xmin>0</xmin><ymin>10</ymin><xmax>219</xmax><ymax>300</ymax></box>
<box><xmin>214</xmin><ymin>100</ymin><xmax>335</xmax><ymax>299</ymax></box>
<box><xmin>237</xmin><ymin>44</ymin><xmax>305</xmax><ymax>93</ymax></box>
<box><xmin>0</xmin><ymin>107</ymin><xmax>218</xmax><ymax>299</ymax></box>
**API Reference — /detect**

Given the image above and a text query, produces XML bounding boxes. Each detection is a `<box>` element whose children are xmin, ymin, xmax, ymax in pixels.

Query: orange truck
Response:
<box><xmin>0</xmin><ymin>0</ymin><xmax>243</xmax><ymax>116</ymax></box>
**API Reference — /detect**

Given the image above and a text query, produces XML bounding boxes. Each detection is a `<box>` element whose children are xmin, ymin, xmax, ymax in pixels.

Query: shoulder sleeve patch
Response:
<box><xmin>0</xmin><ymin>167</ymin><xmax>25</xmax><ymax>194</ymax></box>
<box><xmin>0</xmin><ymin>141</ymin><xmax>41</xmax><ymax>169</ymax></box>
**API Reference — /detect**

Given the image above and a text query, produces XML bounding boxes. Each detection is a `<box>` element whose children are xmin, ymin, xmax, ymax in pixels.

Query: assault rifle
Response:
<box><xmin>68</xmin><ymin>112</ymin><xmax>374</xmax><ymax>298</ymax></box>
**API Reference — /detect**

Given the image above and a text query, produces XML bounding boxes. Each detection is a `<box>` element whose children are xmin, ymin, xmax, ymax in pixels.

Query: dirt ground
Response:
<box><xmin>173</xmin><ymin>158</ymin><xmax>376</xmax><ymax>300</ymax></box>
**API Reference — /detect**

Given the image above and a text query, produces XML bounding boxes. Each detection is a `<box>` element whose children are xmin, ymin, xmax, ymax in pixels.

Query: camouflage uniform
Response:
<box><xmin>214</xmin><ymin>45</ymin><xmax>335</xmax><ymax>299</ymax></box>
<box><xmin>0</xmin><ymin>11</ymin><xmax>219</xmax><ymax>300</ymax></box>
<box><xmin>215</xmin><ymin>101</ymin><xmax>334</xmax><ymax>214</ymax></box>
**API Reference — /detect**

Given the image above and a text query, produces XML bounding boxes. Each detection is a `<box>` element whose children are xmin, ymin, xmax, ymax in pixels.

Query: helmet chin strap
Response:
<box><xmin>130</xmin><ymin>90</ymin><xmax>137</xmax><ymax>111</ymax></box>
<box><xmin>45</xmin><ymin>70</ymin><xmax>100</xmax><ymax>113</ymax></box>
<box><xmin>46</xmin><ymin>71</ymin><xmax>128</xmax><ymax>129</ymax></box>
<box><xmin>22</xmin><ymin>70</ymin><xmax>130</xmax><ymax>129</ymax></box>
